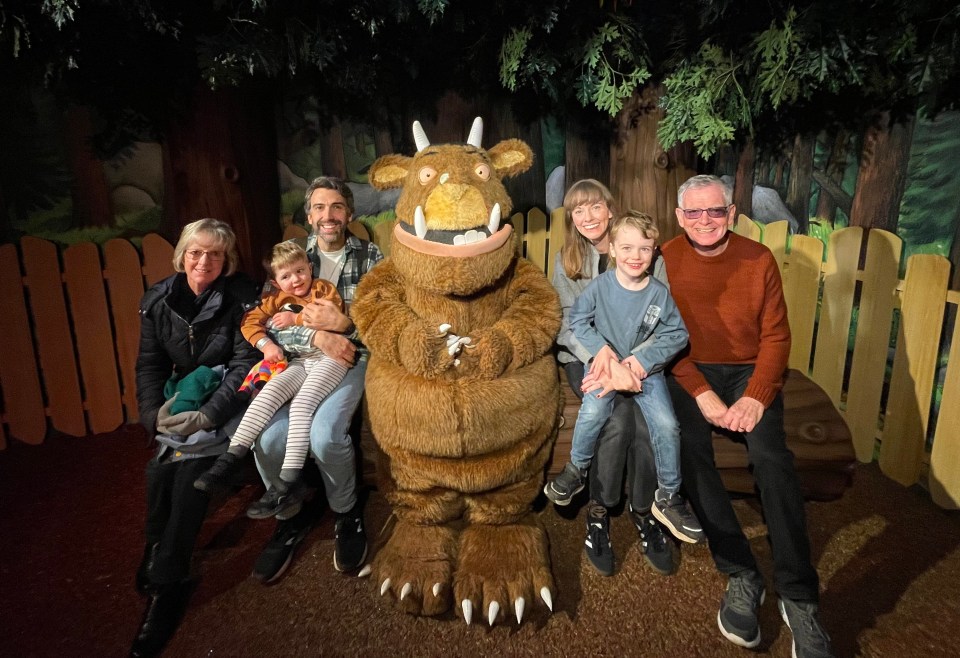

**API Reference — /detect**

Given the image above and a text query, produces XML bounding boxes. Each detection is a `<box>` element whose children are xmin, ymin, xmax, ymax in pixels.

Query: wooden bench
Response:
<box><xmin>359</xmin><ymin>368</ymin><xmax>856</xmax><ymax>502</ymax></box>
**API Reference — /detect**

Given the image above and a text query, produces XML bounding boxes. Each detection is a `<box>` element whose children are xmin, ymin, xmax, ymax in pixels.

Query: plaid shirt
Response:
<box><xmin>273</xmin><ymin>232</ymin><xmax>383</xmax><ymax>354</ymax></box>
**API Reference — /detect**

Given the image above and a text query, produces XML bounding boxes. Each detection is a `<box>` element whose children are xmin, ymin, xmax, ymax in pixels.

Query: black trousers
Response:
<box><xmin>564</xmin><ymin>362</ymin><xmax>657</xmax><ymax>512</ymax></box>
<box><xmin>667</xmin><ymin>364</ymin><xmax>819</xmax><ymax>603</ymax></box>
<box><xmin>143</xmin><ymin>453</ymin><xmax>217</xmax><ymax>585</ymax></box>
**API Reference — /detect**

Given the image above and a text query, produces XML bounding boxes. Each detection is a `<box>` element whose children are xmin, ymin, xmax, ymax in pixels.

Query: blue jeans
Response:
<box><xmin>570</xmin><ymin>370</ymin><xmax>681</xmax><ymax>495</ymax></box>
<box><xmin>253</xmin><ymin>358</ymin><xmax>367</xmax><ymax>514</ymax></box>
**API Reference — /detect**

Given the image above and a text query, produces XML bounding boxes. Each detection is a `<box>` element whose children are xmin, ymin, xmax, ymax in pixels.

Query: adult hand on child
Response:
<box><xmin>620</xmin><ymin>354</ymin><xmax>648</xmax><ymax>379</ymax></box>
<box><xmin>302</xmin><ymin>299</ymin><xmax>350</xmax><ymax>332</ymax></box>
<box><xmin>312</xmin><ymin>330</ymin><xmax>356</xmax><ymax>367</ymax></box>
<box><xmin>582</xmin><ymin>359</ymin><xmax>642</xmax><ymax>397</ymax></box>
<box><xmin>587</xmin><ymin>345</ymin><xmax>618</xmax><ymax>380</ymax></box>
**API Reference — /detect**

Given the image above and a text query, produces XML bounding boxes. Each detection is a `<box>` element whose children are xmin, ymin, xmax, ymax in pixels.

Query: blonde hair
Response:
<box><xmin>267</xmin><ymin>241</ymin><xmax>311</xmax><ymax>279</ymax></box>
<box><xmin>172</xmin><ymin>218</ymin><xmax>238</xmax><ymax>276</ymax></box>
<box><xmin>609</xmin><ymin>210</ymin><xmax>659</xmax><ymax>257</ymax></box>
<box><xmin>560</xmin><ymin>179</ymin><xmax>617</xmax><ymax>280</ymax></box>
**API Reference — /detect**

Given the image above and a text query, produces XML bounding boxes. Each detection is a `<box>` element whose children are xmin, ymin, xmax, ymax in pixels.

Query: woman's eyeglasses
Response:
<box><xmin>680</xmin><ymin>206</ymin><xmax>730</xmax><ymax>220</ymax></box>
<box><xmin>185</xmin><ymin>249</ymin><xmax>225</xmax><ymax>262</ymax></box>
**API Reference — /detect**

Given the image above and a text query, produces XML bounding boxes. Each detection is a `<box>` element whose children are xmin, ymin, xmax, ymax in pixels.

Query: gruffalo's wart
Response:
<box><xmin>351</xmin><ymin>118</ymin><xmax>561</xmax><ymax>625</ymax></box>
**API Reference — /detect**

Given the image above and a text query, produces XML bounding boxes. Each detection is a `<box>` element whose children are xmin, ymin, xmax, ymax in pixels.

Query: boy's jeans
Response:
<box><xmin>570</xmin><ymin>370</ymin><xmax>681</xmax><ymax>494</ymax></box>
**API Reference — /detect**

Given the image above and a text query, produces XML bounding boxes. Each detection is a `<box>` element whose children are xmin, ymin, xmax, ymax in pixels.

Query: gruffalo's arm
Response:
<box><xmin>351</xmin><ymin>260</ymin><xmax>457</xmax><ymax>378</ymax></box>
<box><xmin>459</xmin><ymin>259</ymin><xmax>560</xmax><ymax>380</ymax></box>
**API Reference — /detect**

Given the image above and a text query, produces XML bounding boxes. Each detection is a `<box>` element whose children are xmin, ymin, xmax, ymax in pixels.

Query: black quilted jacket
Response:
<box><xmin>135</xmin><ymin>272</ymin><xmax>260</xmax><ymax>436</ymax></box>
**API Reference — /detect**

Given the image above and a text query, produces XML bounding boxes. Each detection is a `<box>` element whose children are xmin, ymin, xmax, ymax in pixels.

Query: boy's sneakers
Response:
<box><xmin>583</xmin><ymin>502</ymin><xmax>614</xmax><ymax>576</ymax></box>
<box><xmin>333</xmin><ymin>504</ymin><xmax>368</xmax><ymax>572</ymax></box>
<box><xmin>778</xmin><ymin>598</ymin><xmax>834</xmax><ymax>658</ymax></box>
<box><xmin>243</xmin><ymin>479</ymin><xmax>308</xmax><ymax>520</ymax></box>
<box><xmin>629</xmin><ymin>506</ymin><xmax>678</xmax><ymax>576</ymax></box>
<box><xmin>193</xmin><ymin>452</ymin><xmax>243</xmax><ymax>493</ymax></box>
<box><xmin>651</xmin><ymin>489</ymin><xmax>705</xmax><ymax>544</ymax></box>
<box><xmin>718</xmin><ymin>569</ymin><xmax>766</xmax><ymax>648</ymax></box>
<box><xmin>543</xmin><ymin>462</ymin><xmax>587</xmax><ymax>506</ymax></box>
<box><xmin>251</xmin><ymin>511</ymin><xmax>314</xmax><ymax>584</ymax></box>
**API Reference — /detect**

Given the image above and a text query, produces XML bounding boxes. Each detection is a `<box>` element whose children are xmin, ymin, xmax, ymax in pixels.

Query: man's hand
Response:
<box><xmin>262</xmin><ymin>343</ymin><xmax>285</xmax><ymax>364</ymax></box>
<box><xmin>269</xmin><ymin>311</ymin><xmax>298</xmax><ymax>330</ymax></box>
<box><xmin>694</xmin><ymin>390</ymin><xmax>729</xmax><ymax>426</ymax></box>
<box><xmin>582</xmin><ymin>359</ymin><xmax>643</xmax><ymax>398</ymax></box>
<box><xmin>301</xmin><ymin>299</ymin><xmax>350</xmax><ymax>332</ymax></box>
<box><xmin>312</xmin><ymin>330</ymin><xmax>356</xmax><ymax>367</ymax></box>
<box><xmin>721</xmin><ymin>396</ymin><xmax>765</xmax><ymax>433</ymax></box>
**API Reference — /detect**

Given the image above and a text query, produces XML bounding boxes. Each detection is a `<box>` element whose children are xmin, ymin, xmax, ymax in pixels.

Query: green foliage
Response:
<box><xmin>358</xmin><ymin>209</ymin><xmax>396</xmax><ymax>233</ymax></box>
<box><xmin>576</xmin><ymin>19</ymin><xmax>651</xmax><ymax>115</ymax></box>
<box><xmin>658</xmin><ymin>44</ymin><xmax>747</xmax><ymax>158</ymax></box>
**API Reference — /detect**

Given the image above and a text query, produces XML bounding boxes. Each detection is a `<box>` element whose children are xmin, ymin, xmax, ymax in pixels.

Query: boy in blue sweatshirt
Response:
<box><xmin>544</xmin><ymin>211</ymin><xmax>704</xmax><ymax>545</ymax></box>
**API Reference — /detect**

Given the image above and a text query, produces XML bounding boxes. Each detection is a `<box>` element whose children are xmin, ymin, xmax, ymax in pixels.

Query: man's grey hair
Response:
<box><xmin>677</xmin><ymin>174</ymin><xmax>733</xmax><ymax>207</ymax></box>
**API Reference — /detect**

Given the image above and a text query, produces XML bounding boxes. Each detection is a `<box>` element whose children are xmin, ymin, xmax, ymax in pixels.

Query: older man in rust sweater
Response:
<box><xmin>662</xmin><ymin>174</ymin><xmax>833</xmax><ymax>658</ymax></box>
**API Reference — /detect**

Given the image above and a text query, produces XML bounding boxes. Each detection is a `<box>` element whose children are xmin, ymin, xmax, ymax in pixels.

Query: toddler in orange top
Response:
<box><xmin>194</xmin><ymin>242</ymin><xmax>349</xmax><ymax>519</ymax></box>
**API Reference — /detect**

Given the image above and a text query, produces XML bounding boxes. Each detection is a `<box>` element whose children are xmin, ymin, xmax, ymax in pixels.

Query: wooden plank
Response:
<box><xmin>0</xmin><ymin>243</ymin><xmax>47</xmax><ymax>445</ymax></box>
<box><xmin>763</xmin><ymin>220</ymin><xmax>790</xmax><ymax>274</ymax></box>
<box><xmin>524</xmin><ymin>207</ymin><xmax>547</xmax><ymax>273</ymax></box>
<box><xmin>843</xmin><ymin>229</ymin><xmax>901</xmax><ymax>462</ymax></box>
<box><xmin>548</xmin><ymin>207</ymin><xmax>566</xmax><ymax>282</ymax></box>
<box><xmin>783</xmin><ymin>234</ymin><xmax>824</xmax><ymax>373</ymax></box>
<box><xmin>812</xmin><ymin>227</ymin><xmax>863</xmax><ymax>405</ymax></box>
<box><xmin>929</xmin><ymin>312</ymin><xmax>960</xmax><ymax>509</ymax></box>
<box><xmin>879</xmin><ymin>254</ymin><xmax>950</xmax><ymax>486</ymax></box>
<box><xmin>63</xmin><ymin>242</ymin><xmax>123</xmax><ymax>434</ymax></box>
<box><xmin>21</xmin><ymin>237</ymin><xmax>87</xmax><ymax>437</ymax></box>
<box><xmin>141</xmin><ymin>233</ymin><xmax>175</xmax><ymax>287</ymax></box>
<box><xmin>734</xmin><ymin>214</ymin><xmax>761</xmax><ymax>242</ymax></box>
<box><xmin>104</xmin><ymin>239</ymin><xmax>145</xmax><ymax>422</ymax></box>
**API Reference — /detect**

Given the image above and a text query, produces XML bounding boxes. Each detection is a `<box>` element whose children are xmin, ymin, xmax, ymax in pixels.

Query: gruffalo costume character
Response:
<box><xmin>351</xmin><ymin>118</ymin><xmax>561</xmax><ymax>626</ymax></box>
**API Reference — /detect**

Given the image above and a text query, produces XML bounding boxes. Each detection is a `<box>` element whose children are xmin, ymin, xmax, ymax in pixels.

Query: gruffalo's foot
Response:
<box><xmin>454</xmin><ymin>521</ymin><xmax>555</xmax><ymax>626</ymax></box>
<box><xmin>359</xmin><ymin>520</ymin><xmax>458</xmax><ymax>617</ymax></box>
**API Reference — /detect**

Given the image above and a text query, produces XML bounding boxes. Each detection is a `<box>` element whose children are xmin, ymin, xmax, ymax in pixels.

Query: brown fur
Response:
<box><xmin>352</xmin><ymin>121</ymin><xmax>561</xmax><ymax>621</ymax></box>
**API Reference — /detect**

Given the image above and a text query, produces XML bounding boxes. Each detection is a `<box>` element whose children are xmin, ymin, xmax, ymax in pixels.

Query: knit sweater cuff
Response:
<box><xmin>743</xmin><ymin>381</ymin><xmax>780</xmax><ymax>408</ymax></box>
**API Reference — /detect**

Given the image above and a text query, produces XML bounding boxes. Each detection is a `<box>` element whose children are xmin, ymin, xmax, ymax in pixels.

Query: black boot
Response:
<box><xmin>135</xmin><ymin>543</ymin><xmax>160</xmax><ymax>595</ymax></box>
<box><xmin>129</xmin><ymin>580</ymin><xmax>193</xmax><ymax>657</ymax></box>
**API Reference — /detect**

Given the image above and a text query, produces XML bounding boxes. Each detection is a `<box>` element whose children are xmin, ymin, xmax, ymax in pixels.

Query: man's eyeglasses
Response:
<box><xmin>185</xmin><ymin>249</ymin><xmax>225</xmax><ymax>262</ymax></box>
<box><xmin>680</xmin><ymin>206</ymin><xmax>731</xmax><ymax>220</ymax></box>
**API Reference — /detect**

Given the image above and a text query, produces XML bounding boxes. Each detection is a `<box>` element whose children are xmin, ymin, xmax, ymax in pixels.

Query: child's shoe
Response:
<box><xmin>543</xmin><ymin>462</ymin><xmax>587</xmax><ymax>506</ymax></box>
<box><xmin>651</xmin><ymin>489</ymin><xmax>705</xmax><ymax>544</ymax></box>
<box><xmin>584</xmin><ymin>502</ymin><xmax>614</xmax><ymax>576</ymax></box>
<box><xmin>245</xmin><ymin>479</ymin><xmax>308</xmax><ymax>519</ymax></box>
<box><xmin>629</xmin><ymin>505</ymin><xmax>679</xmax><ymax>576</ymax></box>
<box><xmin>193</xmin><ymin>452</ymin><xmax>243</xmax><ymax>493</ymax></box>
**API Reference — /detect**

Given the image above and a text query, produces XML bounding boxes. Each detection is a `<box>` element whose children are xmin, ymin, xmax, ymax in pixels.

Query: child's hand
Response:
<box><xmin>588</xmin><ymin>345</ymin><xmax>618</xmax><ymax>379</ymax></box>
<box><xmin>621</xmin><ymin>355</ymin><xmax>648</xmax><ymax>379</ymax></box>
<box><xmin>270</xmin><ymin>311</ymin><xmax>298</xmax><ymax>330</ymax></box>
<box><xmin>262</xmin><ymin>343</ymin><xmax>285</xmax><ymax>363</ymax></box>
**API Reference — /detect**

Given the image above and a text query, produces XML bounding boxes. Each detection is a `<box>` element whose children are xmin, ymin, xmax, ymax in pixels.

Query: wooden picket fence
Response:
<box><xmin>2</xmin><ymin>211</ymin><xmax>960</xmax><ymax>510</ymax></box>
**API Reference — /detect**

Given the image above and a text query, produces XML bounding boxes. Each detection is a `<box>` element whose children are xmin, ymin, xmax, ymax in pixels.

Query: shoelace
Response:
<box><xmin>727</xmin><ymin>576</ymin><xmax>763</xmax><ymax>614</ymax></box>
<box><xmin>787</xmin><ymin>604</ymin><xmax>832</xmax><ymax>648</ymax></box>
<box><xmin>640</xmin><ymin>519</ymin><xmax>667</xmax><ymax>552</ymax></box>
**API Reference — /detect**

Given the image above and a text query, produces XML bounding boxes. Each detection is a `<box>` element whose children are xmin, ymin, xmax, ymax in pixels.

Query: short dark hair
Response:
<box><xmin>303</xmin><ymin>176</ymin><xmax>355</xmax><ymax>216</ymax></box>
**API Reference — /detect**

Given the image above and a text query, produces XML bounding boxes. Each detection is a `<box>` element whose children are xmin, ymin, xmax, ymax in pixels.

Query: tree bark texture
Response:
<box><xmin>733</xmin><ymin>138</ymin><xmax>755</xmax><ymax>218</ymax></box>
<box><xmin>786</xmin><ymin>133</ymin><xmax>814</xmax><ymax>233</ymax></box>
<box><xmin>65</xmin><ymin>104</ymin><xmax>113</xmax><ymax>227</ymax></box>
<box><xmin>814</xmin><ymin>128</ymin><xmax>852</xmax><ymax>222</ymax></box>
<box><xmin>161</xmin><ymin>82</ymin><xmax>281</xmax><ymax>281</ymax></box>
<box><xmin>609</xmin><ymin>85</ymin><xmax>698</xmax><ymax>243</ymax></box>
<box><xmin>849</xmin><ymin>111</ymin><xmax>915</xmax><ymax>233</ymax></box>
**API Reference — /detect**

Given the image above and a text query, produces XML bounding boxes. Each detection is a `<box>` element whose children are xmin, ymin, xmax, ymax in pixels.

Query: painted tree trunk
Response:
<box><xmin>610</xmin><ymin>85</ymin><xmax>698</xmax><ymax>243</ymax></box>
<box><xmin>65</xmin><ymin>104</ymin><xmax>113</xmax><ymax>228</ymax></box>
<box><xmin>849</xmin><ymin>111</ymin><xmax>915</xmax><ymax>233</ymax></box>
<box><xmin>564</xmin><ymin>108</ymin><xmax>611</xmax><ymax>197</ymax></box>
<box><xmin>787</xmin><ymin>133</ymin><xmax>814</xmax><ymax>233</ymax></box>
<box><xmin>161</xmin><ymin>83</ymin><xmax>281</xmax><ymax>280</ymax></box>
<box><xmin>734</xmin><ymin>138</ymin><xmax>755</xmax><ymax>218</ymax></box>
<box><xmin>814</xmin><ymin>128</ymin><xmax>852</xmax><ymax>222</ymax></box>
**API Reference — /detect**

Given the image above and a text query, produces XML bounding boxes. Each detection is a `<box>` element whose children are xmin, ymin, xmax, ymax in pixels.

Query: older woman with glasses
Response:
<box><xmin>130</xmin><ymin>218</ymin><xmax>259</xmax><ymax>657</ymax></box>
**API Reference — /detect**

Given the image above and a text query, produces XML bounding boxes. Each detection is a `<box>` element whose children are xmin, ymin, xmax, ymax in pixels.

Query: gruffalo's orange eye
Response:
<box><xmin>419</xmin><ymin>167</ymin><xmax>438</xmax><ymax>185</ymax></box>
<box><xmin>474</xmin><ymin>163</ymin><xmax>491</xmax><ymax>180</ymax></box>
